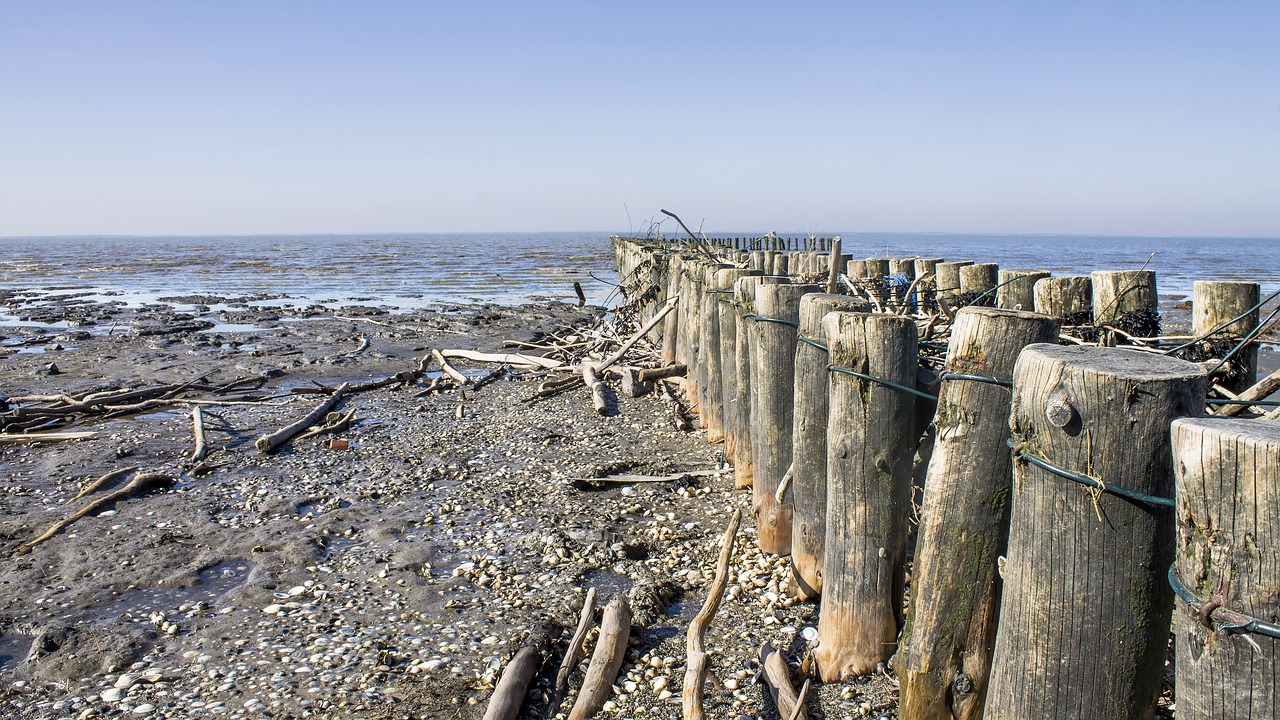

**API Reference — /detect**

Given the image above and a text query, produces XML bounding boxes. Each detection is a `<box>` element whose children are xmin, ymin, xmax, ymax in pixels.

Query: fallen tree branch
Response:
<box><xmin>13</xmin><ymin>472</ymin><xmax>175</xmax><ymax>556</ymax></box>
<box><xmin>568</xmin><ymin>596</ymin><xmax>632</xmax><ymax>720</ymax></box>
<box><xmin>295</xmin><ymin>408</ymin><xmax>358</xmax><ymax>441</ymax></box>
<box><xmin>683</xmin><ymin>508</ymin><xmax>743</xmax><ymax>720</ymax></box>
<box><xmin>546</xmin><ymin>587</ymin><xmax>598</xmax><ymax>719</ymax></box>
<box><xmin>596</xmin><ymin>295</ymin><xmax>680</xmax><ymax>373</ymax></box>
<box><xmin>255</xmin><ymin>383</ymin><xmax>349</xmax><ymax>453</ymax></box>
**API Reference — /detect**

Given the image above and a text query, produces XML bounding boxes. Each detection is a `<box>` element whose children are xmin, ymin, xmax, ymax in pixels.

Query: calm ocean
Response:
<box><xmin>0</xmin><ymin>232</ymin><xmax>1275</xmax><ymax>309</ymax></box>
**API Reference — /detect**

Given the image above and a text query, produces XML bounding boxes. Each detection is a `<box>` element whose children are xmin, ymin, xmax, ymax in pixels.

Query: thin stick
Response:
<box><xmin>683</xmin><ymin>508</ymin><xmax>743</xmax><ymax>720</ymax></box>
<box><xmin>0</xmin><ymin>431</ymin><xmax>98</xmax><ymax>444</ymax></box>
<box><xmin>785</xmin><ymin>678</ymin><xmax>812</xmax><ymax>720</ymax></box>
<box><xmin>583</xmin><ymin>363</ymin><xmax>608</xmax><ymax>415</ymax></box>
<box><xmin>546</xmin><ymin>587</ymin><xmax>598</xmax><ymax>719</ymax></box>
<box><xmin>596</xmin><ymin>295</ymin><xmax>680</xmax><ymax>373</ymax></box>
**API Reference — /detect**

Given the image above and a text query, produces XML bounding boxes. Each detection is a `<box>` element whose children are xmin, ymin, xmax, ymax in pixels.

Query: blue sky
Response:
<box><xmin>1</xmin><ymin>2</ymin><xmax>1277</xmax><ymax>236</ymax></box>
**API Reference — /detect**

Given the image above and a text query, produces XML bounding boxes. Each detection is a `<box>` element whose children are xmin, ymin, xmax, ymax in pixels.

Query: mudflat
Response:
<box><xmin>0</xmin><ymin>291</ymin><xmax>899</xmax><ymax>720</ymax></box>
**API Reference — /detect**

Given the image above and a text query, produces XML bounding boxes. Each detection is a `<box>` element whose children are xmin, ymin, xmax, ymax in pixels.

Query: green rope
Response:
<box><xmin>1006</xmin><ymin>439</ymin><xmax>1174</xmax><ymax>508</ymax></box>
<box><xmin>797</xmin><ymin>336</ymin><xmax>828</xmax><ymax>352</ymax></box>
<box><xmin>1168</xmin><ymin>564</ymin><xmax>1280</xmax><ymax>639</ymax></box>
<box><xmin>829</xmin><ymin>365</ymin><xmax>938</xmax><ymax>402</ymax></box>
<box><xmin>941</xmin><ymin>373</ymin><xmax>1014</xmax><ymax>388</ymax></box>
<box><xmin>753</xmin><ymin>316</ymin><xmax>800</xmax><ymax>329</ymax></box>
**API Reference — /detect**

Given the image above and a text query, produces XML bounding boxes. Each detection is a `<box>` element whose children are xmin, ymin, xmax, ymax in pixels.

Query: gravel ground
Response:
<box><xmin>0</xmin><ymin>290</ymin><xmax>900</xmax><ymax>720</ymax></box>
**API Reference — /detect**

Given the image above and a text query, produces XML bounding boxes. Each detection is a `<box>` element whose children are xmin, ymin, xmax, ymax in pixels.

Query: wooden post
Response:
<box><xmin>751</xmin><ymin>250</ymin><xmax>767</xmax><ymax>271</ymax></box>
<box><xmin>1032</xmin><ymin>276</ymin><xmax>1092</xmax><ymax>323</ymax></box>
<box><xmin>826</xmin><ymin>237</ymin><xmax>843</xmax><ymax>295</ymax></box>
<box><xmin>698</xmin><ymin>262</ymin><xmax>733</xmax><ymax>441</ymax></box>
<box><xmin>936</xmin><ymin>261</ymin><xmax>974</xmax><ymax>297</ymax></box>
<box><xmin>716</xmin><ymin>267</ymin><xmax>762</xmax><ymax>469</ymax></box>
<box><xmin>865</xmin><ymin>258</ymin><xmax>891</xmax><ymax>280</ymax></box>
<box><xmin>1171</xmin><ymin>417</ymin><xmax>1280</xmax><ymax>719</ymax></box>
<box><xmin>846</xmin><ymin>259</ymin><xmax>868</xmax><ymax>282</ymax></box>
<box><xmin>1091</xmin><ymin>269</ymin><xmax>1158</xmax><ymax>326</ymax></box>
<box><xmin>959</xmin><ymin>263</ymin><xmax>998</xmax><ymax>304</ymax></box>
<box><xmin>679</xmin><ymin>259</ymin><xmax>705</xmax><ymax>418</ymax></box>
<box><xmin>890</xmin><ymin>257</ymin><xmax>917</xmax><ymax>279</ymax></box>
<box><xmin>814</xmin><ymin>311</ymin><xmax>919</xmax><ymax>681</ymax></box>
<box><xmin>752</xmin><ymin>282</ymin><xmax>822</xmax><ymax>556</ymax></box>
<box><xmin>771</xmin><ymin>252</ymin><xmax>790</xmax><ymax>278</ymax></box>
<box><xmin>790</xmin><ymin>293</ymin><xmax>870</xmax><ymax>598</ymax></box>
<box><xmin>985</xmin><ymin>345</ymin><xmax>1205</xmax><ymax>720</ymax></box>
<box><xmin>898</xmin><ymin>307</ymin><xmax>1059</xmax><ymax>720</ymax></box>
<box><xmin>733</xmin><ymin>275</ymin><xmax>789</xmax><ymax>490</ymax></box>
<box><xmin>995</xmin><ymin>270</ymin><xmax>1050</xmax><ymax>311</ymax></box>
<box><xmin>1193</xmin><ymin>280</ymin><xmax>1260</xmax><ymax>394</ymax></box>
<box><xmin>661</xmin><ymin>254</ymin><xmax>683</xmax><ymax>363</ymax></box>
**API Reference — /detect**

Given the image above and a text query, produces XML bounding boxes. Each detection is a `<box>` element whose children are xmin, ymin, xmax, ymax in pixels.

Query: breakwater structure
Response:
<box><xmin>613</xmin><ymin>233</ymin><xmax>1279</xmax><ymax>720</ymax></box>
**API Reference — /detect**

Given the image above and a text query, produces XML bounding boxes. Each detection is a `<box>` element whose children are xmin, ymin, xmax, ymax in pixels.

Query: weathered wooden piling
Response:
<box><xmin>660</xmin><ymin>254</ymin><xmax>683</xmax><ymax>363</ymax></box>
<box><xmin>898</xmin><ymin>307</ymin><xmax>1058</xmax><ymax>720</ymax></box>
<box><xmin>936</xmin><ymin>260</ymin><xmax>974</xmax><ymax>297</ymax></box>
<box><xmin>814</xmin><ymin>311</ymin><xmax>919</xmax><ymax>681</ymax></box>
<box><xmin>789</xmin><ymin>293</ymin><xmax>871</xmax><ymax>599</ymax></box>
<box><xmin>715</xmin><ymin>267</ymin><xmax>762</xmax><ymax>470</ymax></box>
<box><xmin>1193</xmin><ymin>280</ymin><xmax>1260</xmax><ymax>393</ymax></box>
<box><xmin>1171</xmin><ymin>417</ymin><xmax>1280</xmax><ymax>719</ymax></box>
<box><xmin>770</xmin><ymin>252</ymin><xmax>789</xmax><ymax>278</ymax></box>
<box><xmin>846</xmin><ymin>259</ymin><xmax>868</xmax><ymax>282</ymax></box>
<box><xmin>698</xmin><ymin>262</ymin><xmax>733</xmax><ymax>441</ymax></box>
<box><xmin>959</xmin><ymin>263</ymin><xmax>998</xmax><ymax>303</ymax></box>
<box><xmin>1032</xmin><ymin>276</ymin><xmax>1092</xmax><ymax>321</ymax></box>
<box><xmin>995</xmin><ymin>270</ymin><xmax>1050</xmax><ymax>311</ymax></box>
<box><xmin>751</xmin><ymin>282</ymin><xmax>821</xmax><ymax>555</ymax></box>
<box><xmin>733</xmin><ymin>275</ymin><xmax>788</xmax><ymax>490</ymax></box>
<box><xmin>1091</xmin><ymin>269</ymin><xmax>1158</xmax><ymax>326</ymax></box>
<box><xmin>866</xmin><ymin>258</ymin><xmax>891</xmax><ymax>280</ymax></box>
<box><xmin>985</xmin><ymin>345</ymin><xmax>1205</xmax><ymax>720</ymax></box>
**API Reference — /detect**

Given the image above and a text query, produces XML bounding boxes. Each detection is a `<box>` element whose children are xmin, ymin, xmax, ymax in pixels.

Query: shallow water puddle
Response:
<box><xmin>0</xmin><ymin>634</ymin><xmax>34</xmax><ymax>672</ymax></box>
<box><xmin>90</xmin><ymin>561</ymin><xmax>252</xmax><ymax>623</ymax></box>
<box><xmin>580</xmin><ymin>570</ymin><xmax>633</xmax><ymax>599</ymax></box>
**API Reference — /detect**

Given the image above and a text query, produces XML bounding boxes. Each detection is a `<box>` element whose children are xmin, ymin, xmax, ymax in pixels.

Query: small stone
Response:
<box><xmin>101</xmin><ymin>688</ymin><xmax>124</xmax><ymax>702</ymax></box>
<box><xmin>262</xmin><ymin>604</ymin><xmax>283</xmax><ymax>614</ymax></box>
<box><xmin>132</xmin><ymin>704</ymin><xmax>155</xmax><ymax>715</ymax></box>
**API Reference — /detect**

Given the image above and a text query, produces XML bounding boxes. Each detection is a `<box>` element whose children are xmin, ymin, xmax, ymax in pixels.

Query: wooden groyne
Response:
<box><xmin>612</xmin><ymin>234</ymin><xmax>1280</xmax><ymax>719</ymax></box>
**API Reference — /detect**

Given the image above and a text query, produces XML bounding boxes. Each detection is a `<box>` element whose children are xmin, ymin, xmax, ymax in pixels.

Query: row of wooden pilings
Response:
<box><xmin>612</xmin><ymin>237</ymin><xmax>1278</xmax><ymax>720</ymax></box>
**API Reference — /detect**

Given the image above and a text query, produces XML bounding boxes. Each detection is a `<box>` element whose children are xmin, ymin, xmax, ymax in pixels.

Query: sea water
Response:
<box><xmin>0</xmin><ymin>232</ymin><xmax>1276</xmax><ymax>309</ymax></box>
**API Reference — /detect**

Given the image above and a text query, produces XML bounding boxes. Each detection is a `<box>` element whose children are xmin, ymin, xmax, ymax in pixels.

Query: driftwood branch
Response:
<box><xmin>255</xmin><ymin>383</ymin><xmax>349</xmax><ymax>453</ymax></box>
<box><xmin>546</xmin><ymin>587</ymin><xmax>598</xmax><ymax>719</ymax></box>
<box><xmin>568</xmin><ymin>596</ymin><xmax>632</xmax><ymax>720</ymax></box>
<box><xmin>71</xmin><ymin>466</ymin><xmax>139</xmax><ymax>502</ymax></box>
<box><xmin>432</xmin><ymin>349</ymin><xmax>469</xmax><ymax>385</ymax></box>
<box><xmin>0</xmin><ymin>431</ymin><xmax>98</xmax><ymax>444</ymax></box>
<box><xmin>583</xmin><ymin>363</ymin><xmax>608</xmax><ymax>415</ymax></box>
<box><xmin>441</xmin><ymin>348</ymin><xmax>562</xmax><ymax>370</ymax></box>
<box><xmin>13</xmin><ymin>472</ymin><xmax>174</xmax><ymax>556</ymax></box>
<box><xmin>760</xmin><ymin>643</ymin><xmax>809</xmax><ymax>720</ymax></box>
<box><xmin>190</xmin><ymin>406</ymin><xmax>208</xmax><ymax>462</ymax></box>
<box><xmin>596</xmin><ymin>295</ymin><xmax>680</xmax><ymax>373</ymax></box>
<box><xmin>483</xmin><ymin>625</ymin><xmax>557</xmax><ymax>720</ymax></box>
<box><xmin>683</xmin><ymin>508</ymin><xmax>743</xmax><ymax>720</ymax></box>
